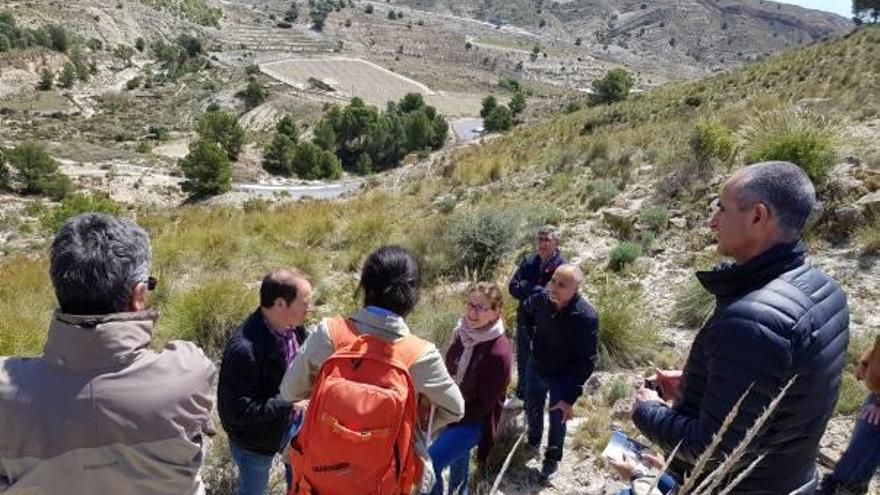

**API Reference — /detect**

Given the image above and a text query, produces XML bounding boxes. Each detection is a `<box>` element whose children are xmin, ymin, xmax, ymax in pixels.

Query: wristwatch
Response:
<box><xmin>630</xmin><ymin>468</ymin><xmax>648</xmax><ymax>482</ymax></box>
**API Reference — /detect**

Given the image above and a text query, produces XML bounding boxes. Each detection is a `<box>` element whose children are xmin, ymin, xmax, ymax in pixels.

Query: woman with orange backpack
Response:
<box><xmin>279</xmin><ymin>245</ymin><xmax>465</xmax><ymax>495</ymax></box>
<box><xmin>426</xmin><ymin>282</ymin><xmax>513</xmax><ymax>495</ymax></box>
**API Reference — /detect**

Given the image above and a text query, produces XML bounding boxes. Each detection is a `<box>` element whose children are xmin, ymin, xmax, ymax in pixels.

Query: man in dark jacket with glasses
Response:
<box><xmin>218</xmin><ymin>268</ymin><xmax>313</xmax><ymax>495</ymax></box>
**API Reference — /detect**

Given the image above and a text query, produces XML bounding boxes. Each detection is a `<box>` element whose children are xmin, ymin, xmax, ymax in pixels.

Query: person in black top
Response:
<box><xmin>507</xmin><ymin>225</ymin><xmax>565</xmax><ymax>407</ymax></box>
<box><xmin>633</xmin><ymin>162</ymin><xmax>849</xmax><ymax>495</ymax></box>
<box><xmin>522</xmin><ymin>264</ymin><xmax>598</xmax><ymax>482</ymax></box>
<box><xmin>218</xmin><ymin>268</ymin><xmax>313</xmax><ymax>495</ymax></box>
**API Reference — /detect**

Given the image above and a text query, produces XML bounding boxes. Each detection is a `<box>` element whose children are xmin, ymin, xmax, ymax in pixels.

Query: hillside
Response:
<box><xmin>0</xmin><ymin>0</ymin><xmax>878</xmax><ymax>492</ymax></box>
<box><xmin>391</xmin><ymin>0</ymin><xmax>851</xmax><ymax>78</ymax></box>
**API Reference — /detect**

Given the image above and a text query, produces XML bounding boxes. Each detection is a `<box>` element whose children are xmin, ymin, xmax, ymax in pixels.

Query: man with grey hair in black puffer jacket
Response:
<box><xmin>632</xmin><ymin>161</ymin><xmax>849</xmax><ymax>495</ymax></box>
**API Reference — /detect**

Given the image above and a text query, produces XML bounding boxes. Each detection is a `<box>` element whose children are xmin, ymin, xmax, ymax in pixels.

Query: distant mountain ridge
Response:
<box><xmin>392</xmin><ymin>0</ymin><xmax>851</xmax><ymax>76</ymax></box>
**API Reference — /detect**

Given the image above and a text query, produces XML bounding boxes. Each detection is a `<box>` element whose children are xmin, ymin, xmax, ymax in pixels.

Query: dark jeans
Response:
<box><xmin>524</xmin><ymin>363</ymin><xmax>565</xmax><ymax>463</ymax></box>
<box><xmin>514</xmin><ymin>310</ymin><xmax>531</xmax><ymax>400</ymax></box>
<box><xmin>831</xmin><ymin>394</ymin><xmax>880</xmax><ymax>492</ymax></box>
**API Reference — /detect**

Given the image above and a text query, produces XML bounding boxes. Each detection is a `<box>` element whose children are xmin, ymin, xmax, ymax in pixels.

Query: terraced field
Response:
<box><xmin>260</xmin><ymin>58</ymin><xmax>482</xmax><ymax>116</ymax></box>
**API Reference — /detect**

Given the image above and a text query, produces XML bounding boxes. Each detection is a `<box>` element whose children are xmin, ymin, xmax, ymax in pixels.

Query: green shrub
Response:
<box><xmin>572</xmin><ymin>401</ymin><xmax>613</xmax><ymax>455</ymax></box>
<box><xmin>276</xmin><ymin>115</ymin><xmax>298</xmax><ymax>140</ymax></box>
<box><xmin>607</xmin><ymin>241</ymin><xmax>641</xmax><ymax>271</ymax></box>
<box><xmin>0</xmin><ymin>150</ymin><xmax>8</xmax><ymax>190</ymax></box>
<box><xmin>237</xmin><ymin>80</ymin><xmax>267</xmax><ymax>110</ymax></box>
<box><xmin>672</xmin><ymin>277</ymin><xmax>715</xmax><ymax>328</ymax></box>
<box><xmin>317</xmin><ymin>93</ymin><xmax>447</xmax><ymax>171</ymax></box>
<box><xmin>113</xmin><ymin>44</ymin><xmax>135</xmax><ymax>66</ymax></box>
<box><xmin>5</xmin><ymin>142</ymin><xmax>72</xmax><ymax>200</ymax></box>
<box><xmin>691</xmin><ymin>119</ymin><xmax>738</xmax><ymax>166</ymax></box>
<box><xmin>291</xmin><ymin>142</ymin><xmax>342</xmax><ymax>180</ymax></box>
<box><xmin>139</xmin><ymin>0</ymin><xmax>221</xmax><ymax>26</ymax></box>
<box><xmin>178</xmin><ymin>139</ymin><xmax>232</xmax><ymax>196</ymax></box>
<box><xmin>741</xmin><ymin>110</ymin><xmax>836</xmax><ymax>185</ymax></box>
<box><xmin>46</xmin><ymin>24</ymin><xmax>69</xmax><ymax>52</ymax></box>
<box><xmin>262</xmin><ymin>133</ymin><xmax>298</xmax><ymax>176</ymax></box>
<box><xmin>407</xmin><ymin>291</ymin><xmax>460</xmax><ymax>348</ymax></box>
<box><xmin>584</xmin><ymin>179</ymin><xmax>618</xmax><ymax>210</ymax></box>
<box><xmin>310</xmin><ymin>1</ymin><xmax>331</xmax><ymax>30</ymax></box>
<box><xmin>480</xmin><ymin>95</ymin><xmax>497</xmax><ymax>119</ymax></box>
<box><xmin>447</xmin><ymin>208</ymin><xmax>518</xmax><ymax>277</ymax></box>
<box><xmin>37</xmin><ymin>68</ymin><xmax>54</xmax><ymax>90</ymax></box>
<box><xmin>158</xmin><ymin>278</ymin><xmax>253</xmax><ymax>358</ymax></box>
<box><xmin>126</xmin><ymin>76</ymin><xmax>142</xmax><ymax>90</ymax></box>
<box><xmin>401</xmin><ymin>217</ymin><xmax>457</xmax><ymax>283</ymax></box>
<box><xmin>638</xmin><ymin>230</ymin><xmax>656</xmax><ymax>252</ymax></box>
<box><xmin>565</xmin><ymin>102</ymin><xmax>582</xmax><ymax>114</ymax></box>
<box><xmin>684</xmin><ymin>94</ymin><xmax>703</xmax><ymax>107</ymax></box>
<box><xmin>591</xmin><ymin>277</ymin><xmax>658</xmax><ymax>366</ymax></box>
<box><xmin>498</xmin><ymin>77</ymin><xmax>521</xmax><ymax>92</ymax></box>
<box><xmin>40</xmin><ymin>191</ymin><xmax>123</xmax><ymax>232</ymax></box>
<box><xmin>69</xmin><ymin>45</ymin><xmax>90</xmax><ymax>82</ymax></box>
<box><xmin>148</xmin><ymin>124</ymin><xmax>169</xmax><ymax>141</ymax></box>
<box><xmin>639</xmin><ymin>206</ymin><xmax>669</xmax><ymax>233</ymax></box>
<box><xmin>509</xmin><ymin>91</ymin><xmax>527</xmax><ymax>115</ymax></box>
<box><xmin>59</xmin><ymin>62</ymin><xmax>76</xmax><ymax>89</ymax></box>
<box><xmin>197</xmin><ymin>110</ymin><xmax>245</xmax><ymax>161</ymax></box>
<box><xmin>580</xmin><ymin>109</ymin><xmax>627</xmax><ymax>135</ymax></box>
<box><xmin>856</xmin><ymin>218</ymin><xmax>880</xmax><ymax>256</ymax></box>
<box><xmin>589</xmin><ymin>68</ymin><xmax>635</xmax><ymax>105</ymax></box>
<box><xmin>484</xmin><ymin>105</ymin><xmax>514</xmax><ymax>132</ymax></box>
<box><xmin>604</xmin><ymin>376</ymin><xmax>631</xmax><ymax>406</ymax></box>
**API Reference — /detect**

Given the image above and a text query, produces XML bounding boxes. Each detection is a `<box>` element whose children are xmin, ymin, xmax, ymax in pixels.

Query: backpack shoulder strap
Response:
<box><xmin>327</xmin><ymin>316</ymin><xmax>359</xmax><ymax>351</ymax></box>
<box><xmin>391</xmin><ymin>334</ymin><xmax>430</xmax><ymax>369</ymax></box>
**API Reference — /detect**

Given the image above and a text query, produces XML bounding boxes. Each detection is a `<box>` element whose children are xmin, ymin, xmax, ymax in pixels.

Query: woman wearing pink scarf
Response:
<box><xmin>426</xmin><ymin>283</ymin><xmax>513</xmax><ymax>495</ymax></box>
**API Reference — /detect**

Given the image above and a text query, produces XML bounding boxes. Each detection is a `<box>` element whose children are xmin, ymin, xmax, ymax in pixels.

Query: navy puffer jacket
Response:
<box><xmin>633</xmin><ymin>242</ymin><xmax>849</xmax><ymax>494</ymax></box>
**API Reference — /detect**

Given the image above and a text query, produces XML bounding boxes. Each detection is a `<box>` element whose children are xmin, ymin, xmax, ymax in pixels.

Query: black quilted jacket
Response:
<box><xmin>633</xmin><ymin>242</ymin><xmax>849</xmax><ymax>494</ymax></box>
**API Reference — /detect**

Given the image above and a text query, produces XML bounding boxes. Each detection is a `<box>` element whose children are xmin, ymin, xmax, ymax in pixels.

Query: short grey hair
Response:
<box><xmin>537</xmin><ymin>225</ymin><xmax>561</xmax><ymax>241</ymax></box>
<box><xmin>50</xmin><ymin>213</ymin><xmax>151</xmax><ymax>315</ymax></box>
<box><xmin>734</xmin><ymin>161</ymin><xmax>816</xmax><ymax>240</ymax></box>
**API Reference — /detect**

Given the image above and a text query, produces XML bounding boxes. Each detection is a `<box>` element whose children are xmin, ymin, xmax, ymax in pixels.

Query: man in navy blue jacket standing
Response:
<box><xmin>632</xmin><ymin>162</ymin><xmax>849</xmax><ymax>494</ymax></box>
<box><xmin>218</xmin><ymin>268</ymin><xmax>313</xmax><ymax>495</ymax></box>
<box><xmin>508</xmin><ymin>225</ymin><xmax>565</xmax><ymax>408</ymax></box>
<box><xmin>522</xmin><ymin>264</ymin><xmax>598</xmax><ymax>482</ymax></box>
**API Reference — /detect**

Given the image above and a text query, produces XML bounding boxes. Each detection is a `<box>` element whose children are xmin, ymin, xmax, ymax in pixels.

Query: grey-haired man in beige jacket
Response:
<box><xmin>0</xmin><ymin>213</ymin><xmax>215</xmax><ymax>495</ymax></box>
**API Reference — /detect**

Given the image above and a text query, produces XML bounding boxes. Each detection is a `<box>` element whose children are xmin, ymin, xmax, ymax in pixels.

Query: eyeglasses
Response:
<box><xmin>146</xmin><ymin>276</ymin><xmax>158</xmax><ymax>291</ymax></box>
<box><xmin>465</xmin><ymin>301</ymin><xmax>491</xmax><ymax>313</ymax></box>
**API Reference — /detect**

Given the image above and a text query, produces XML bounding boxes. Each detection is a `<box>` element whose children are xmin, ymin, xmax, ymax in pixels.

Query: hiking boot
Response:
<box><xmin>817</xmin><ymin>475</ymin><xmax>840</xmax><ymax>495</ymax></box>
<box><xmin>818</xmin><ymin>475</ymin><xmax>870</xmax><ymax>495</ymax></box>
<box><xmin>538</xmin><ymin>459</ymin><xmax>558</xmax><ymax>484</ymax></box>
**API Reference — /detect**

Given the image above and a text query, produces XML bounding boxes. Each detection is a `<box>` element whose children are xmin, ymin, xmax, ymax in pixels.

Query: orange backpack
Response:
<box><xmin>289</xmin><ymin>317</ymin><xmax>429</xmax><ymax>495</ymax></box>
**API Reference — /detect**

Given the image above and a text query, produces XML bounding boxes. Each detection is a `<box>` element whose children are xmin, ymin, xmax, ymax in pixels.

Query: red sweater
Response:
<box><xmin>444</xmin><ymin>333</ymin><xmax>513</xmax><ymax>462</ymax></box>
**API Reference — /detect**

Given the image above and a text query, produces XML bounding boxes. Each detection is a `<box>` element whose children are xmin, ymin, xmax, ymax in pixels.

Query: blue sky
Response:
<box><xmin>777</xmin><ymin>0</ymin><xmax>852</xmax><ymax>18</ymax></box>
